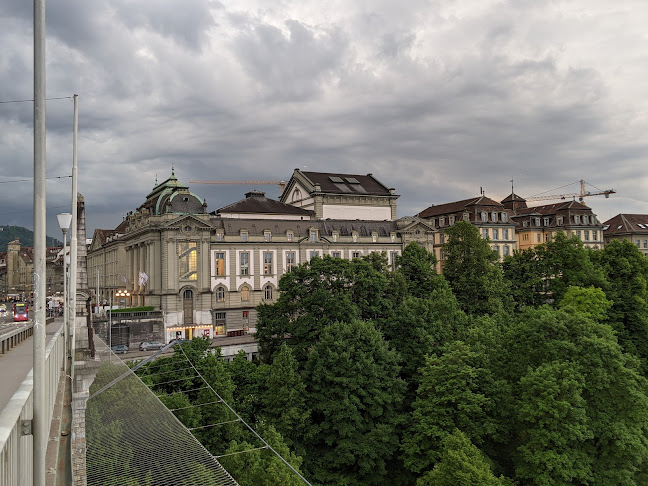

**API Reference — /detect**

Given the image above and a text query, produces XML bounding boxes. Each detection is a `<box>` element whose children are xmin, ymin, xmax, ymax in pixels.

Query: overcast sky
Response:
<box><xmin>1</xmin><ymin>0</ymin><xmax>647</xmax><ymax>238</ymax></box>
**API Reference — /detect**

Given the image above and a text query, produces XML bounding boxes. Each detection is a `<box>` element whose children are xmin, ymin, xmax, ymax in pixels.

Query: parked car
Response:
<box><xmin>111</xmin><ymin>344</ymin><xmax>128</xmax><ymax>354</ymax></box>
<box><xmin>139</xmin><ymin>341</ymin><xmax>164</xmax><ymax>351</ymax></box>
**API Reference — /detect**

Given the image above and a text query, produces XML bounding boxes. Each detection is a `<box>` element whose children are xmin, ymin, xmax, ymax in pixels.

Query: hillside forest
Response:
<box><xmin>133</xmin><ymin>221</ymin><xmax>648</xmax><ymax>485</ymax></box>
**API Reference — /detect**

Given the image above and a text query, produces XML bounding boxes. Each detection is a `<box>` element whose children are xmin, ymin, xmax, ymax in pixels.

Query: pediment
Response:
<box><xmin>163</xmin><ymin>214</ymin><xmax>213</xmax><ymax>231</ymax></box>
<box><xmin>396</xmin><ymin>217</ymin><xmax>436</xmax><ymax>234</ymax></box>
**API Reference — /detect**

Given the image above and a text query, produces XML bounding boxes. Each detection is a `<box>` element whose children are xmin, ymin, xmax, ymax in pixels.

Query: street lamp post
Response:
<box><xmin>57</xmin><ymin>212</ymin><xmax>72</xmax><ymax>360</ymax></box>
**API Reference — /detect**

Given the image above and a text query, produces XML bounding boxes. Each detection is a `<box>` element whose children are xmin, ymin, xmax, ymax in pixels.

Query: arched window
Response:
<box><xmin>183</xmin><ymin>289</ymin><xmax>193</xmax><ymax>299</ymax></box>
<box><xmin>264</xmin><ymin>285</ymin><xmax>273</xmax><ymax>301</ymax></box>
<box><xmin>240</xmin><ymin>286</ymin><xmax>250</xmax><ymax>301</ymax></box>
<box><xmin>292</xmin><ymin>189</ymin><xmax>302</xmax><ymax>202</ymax></box>
<box><xmin>215</xmin><ymin>287</ymin><xmax>225</xmax><ymax>303</ymax></box>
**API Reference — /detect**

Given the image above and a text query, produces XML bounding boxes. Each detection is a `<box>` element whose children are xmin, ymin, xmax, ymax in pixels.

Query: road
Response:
<box><xmin>0</xmin><ymin>317</ymin><xmax>64</xmax><ymax>412</ymax></box>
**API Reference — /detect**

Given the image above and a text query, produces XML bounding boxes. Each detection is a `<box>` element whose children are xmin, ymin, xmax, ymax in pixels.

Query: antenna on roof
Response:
<box><xmin>511</xmin><ymin>177</ymin><xmax>514</xmax><ymax>195</ymax></box>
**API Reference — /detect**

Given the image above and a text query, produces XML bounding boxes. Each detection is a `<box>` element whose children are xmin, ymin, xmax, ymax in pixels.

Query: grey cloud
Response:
<box><xmin>233</xmin><ymin>19</ymin><xmax>348</xmax><ymax>101</ymax></box>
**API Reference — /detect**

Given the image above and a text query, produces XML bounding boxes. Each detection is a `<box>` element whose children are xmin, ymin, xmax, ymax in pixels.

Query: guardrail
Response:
<box><xmin>1</xmin><ymin>324</ymin><xmax>34</xmax><ymax>354</ymax></box>
<box><xmin>0</xmin><ymin>320</ymin><xmax>64</xmax><ymax>486</ymax></box>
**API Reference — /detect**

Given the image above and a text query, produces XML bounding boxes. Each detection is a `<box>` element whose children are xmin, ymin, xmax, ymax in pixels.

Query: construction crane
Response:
<box><xmin>189</xmin><ymin>179</ymin><xmax>288</xmax><ymax>193</ymax></box>
<box><xmin>525</xmin><ymin>180</ymin><xmax>615</xmax><ymax>203</ymax></box>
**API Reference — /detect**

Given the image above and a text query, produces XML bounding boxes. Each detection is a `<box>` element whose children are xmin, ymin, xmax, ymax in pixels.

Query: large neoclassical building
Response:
<box><xmin>87</xmin><ymin>169</ymin><xmax>434</xmax><ymax>342</ymax></box>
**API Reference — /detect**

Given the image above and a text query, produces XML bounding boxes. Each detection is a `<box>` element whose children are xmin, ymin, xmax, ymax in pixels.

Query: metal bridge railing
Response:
<box><xmin>0</xmin><ymin>324</ymin><xmax>65</xmax><ymax>486</ymax></box>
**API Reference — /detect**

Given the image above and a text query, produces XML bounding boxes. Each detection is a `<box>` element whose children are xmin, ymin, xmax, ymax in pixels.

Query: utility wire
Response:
<box><xmin>0</xmin><ymin>95</ymin><xmax>73</xmax><ymax>104</ymax></box>
<box><xmin>177</xmin><ymin>344</ymin><xmax>314</xmax><ymax>486</ymax></box>
<box><xmin>0</xmin><ymin>175</ymin><xmax>72</xmax><ymax>184</ymax></box>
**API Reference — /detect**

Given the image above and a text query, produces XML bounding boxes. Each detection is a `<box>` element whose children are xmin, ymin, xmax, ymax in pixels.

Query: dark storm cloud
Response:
<box><xmin>0</xmin><ymin>1</ymin><xmax>646</xmax><ymax>236</ymax></box>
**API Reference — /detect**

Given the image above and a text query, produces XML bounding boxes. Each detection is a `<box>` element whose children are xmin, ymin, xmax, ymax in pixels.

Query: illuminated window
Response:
<box><xmin>215</xmin><ymin>252</ymin><xmax>225</xmax><ymax>276</ymax></box>
<box><xmin>287</xmin><ymin>232</ymin><xmax>293</xmax><ymax>242</ymax></box>
<box><xmin>241</xmin><ymin>286</ymin><xmax>250</xmax><ymax>301</ymax></box>
<box><xmin>178</xmin><ymin>242</ymin><xmax>197</xmax><ymax>280</ymax></box>
<box><xmin>216</xmin><ymin>232</ymin><xmax>223</xmax><ymax>242</ymax></box>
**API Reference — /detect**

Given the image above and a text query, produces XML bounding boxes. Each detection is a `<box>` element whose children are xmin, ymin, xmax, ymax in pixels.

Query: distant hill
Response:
<box><xmin>0</xmin><ymin>225</ymin><xmax>62</xmax><ymax>252</ymax></box>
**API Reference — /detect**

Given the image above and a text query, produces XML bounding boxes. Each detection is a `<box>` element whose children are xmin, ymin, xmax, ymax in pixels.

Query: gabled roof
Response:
<box><xmin>300</xmin><ymin>171</ymin><xmax>393</xmax><ymax>196</ymax></box>
<box><xmin>280</xmin><ymin>169</ymin><xmax>396</xmax><ymax>203</ymax></box>
<box><xmin>514</xmin><ymin>201</ymin><xmax>592</xmax><ymax>217</ymax></box>
<box><xmin>501</xmin><ymin>193</ymin><xmax>526</xmax><ymax>204</ymax></box>
<box><xmin>603</xmin><ymin>214</ymin><xmax>648</xmax><ymax>235</ymax></box>
<box><xmin>417</xmin><ymin>196</ymin><xmax>504</xmax><ymax>219</ymax></box>
<box><xmin>216</xmin><ymin>191</ymin><xmax>314</xmax><ymax>217</ymax></box>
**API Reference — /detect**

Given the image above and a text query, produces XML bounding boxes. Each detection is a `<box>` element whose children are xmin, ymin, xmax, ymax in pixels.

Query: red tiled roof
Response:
<box><xmin>603</xmin><ymin>214</ymin><xmax>648</xmax><ymax>235</ymax></box>
<box><xmin>417</xmin><ymin>196</ymin><xmax>504</xmax><ymax>218</ymax></box>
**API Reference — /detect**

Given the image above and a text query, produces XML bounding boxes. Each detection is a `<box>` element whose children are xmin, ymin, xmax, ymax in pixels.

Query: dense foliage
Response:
<box><xmin>0</xmin><ymin>224</ymin><xmax>61</xmax><ymax>252</ymax></box>
<box><xmin>137</xmin><ymin>231</ymin><xmax>648</xmax><ymax>485</ymax></box>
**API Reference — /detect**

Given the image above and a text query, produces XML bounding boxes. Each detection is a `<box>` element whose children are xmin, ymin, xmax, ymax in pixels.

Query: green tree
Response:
<box><xmin>502</xmin><ymin>248</ymin><xmax>546</xmax><ymax>308</ymax></box>
<box><xmin>264</xmin><ymin>343</ymin><xmax>309</xmax><ymax>445</ymax></box>
<box><xmin>256</xmin><ymin>256</ymin><xmax>359</xmax><ymax>362</ymax></box>
<box><xmin>220</xmin><ymin>425</ymin><xmax>305</xmax><ymax>486</ymax></box>
<box><xmin>594</xmin><ymin>239</ymin><xmax>648</xmax><ymax>364</ymax></box>
<box><xmin>442</xmin><ymin>221</ymin><xmax>509</xmax><ymax>315</ymax></box>
<box><xmin>402</xmin><ymin>341</ymin><xmax>497</xmax><ymax>474</ymax></box>
<box><xmin>536</xmin><ymin>232</ymin><xmax>607</xmax><ymax>304</ymax></box>
<box><xmin>502</xmin><ymin>306</ymin><xmax>648</xmax><ymax>484</ymax></box>
<box><xmin>417</xmin><ymin>429</ymin><xmax>511</xmax><ymax>486</ymax></box>
<box><xmin>226</xmin><ymin>351</ymin><xmax>270</xmax><ymax>423</ymax></box>
<box><xmin>558</xmin><ymin>286</ymin><xmax>611</xmax><ymax>322</ymax></box>
<box><xmin>303</xmin><ymin>320</ymin><xmax>405</xmax><ymax>485</ymax></box>
<box><xmin>396</xmin><ymin>242</ymin><xmax>442</xmax><ymax>299</ymax></box>
<box><xmin>515</xmin><ymin>360</ymin><xmax>593</xmax><ymax>486</ymax></box>
<box><xmin>382</xmin><ymin>289</ymin><xmax>467</xmax><ymax>403</ymax></box>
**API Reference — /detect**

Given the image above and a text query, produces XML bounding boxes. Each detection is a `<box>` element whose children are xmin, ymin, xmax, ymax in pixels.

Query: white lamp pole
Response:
<box><xmin>57</xmin><ymin>213</ymin><xmax>72</xmax><ymax>361</ymax></box>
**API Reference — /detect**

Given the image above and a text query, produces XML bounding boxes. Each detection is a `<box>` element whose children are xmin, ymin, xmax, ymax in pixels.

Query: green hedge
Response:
<box><xmin>108</xmin><ymin>306</ymin><xmax>155</xmax><ymax>313</ymax></box>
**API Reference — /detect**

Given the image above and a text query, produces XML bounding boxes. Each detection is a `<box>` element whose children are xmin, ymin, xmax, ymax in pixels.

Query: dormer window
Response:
<box><xmin>352</xmin><ymin>233</ymin><xmax>358</xmax><ymax>242</ymax></box>
<box><xmin>535</xmin><ymin>218</ymin><xmax>541</xmax><ymax>226</ymax></box>
<box><xmin>287</xmin><ymin>231</ymin><xmax>293</xmax><ymax>242</ymax></box>
<box><xmin>449</xmin><ymin>215</ymin><xmax>455</xmax><ymax>225</ymax></box>
<box><xmin>481</xmin><ymin>212</ymin><xmax>488</xmax><ymax>222</ymax></box>
<box><xmin>241</xmin><ymin>231</ymin><xmax>248</xmax><ymax>242</ymax></box>
<box><xmin>372</xmin><ymin>233</ymin><xmax>377</xmax><ymax>242</ymax></box>
<box><xmin>390</xmin><ymin>233</ymin><xmax>396</xmax><ymax>242</ymax></box>
<box><xmin>492</xmin><ymin>212</ymin><xmax>498</xmax><ymax>222</ymax></box>
<box><xmin>557</xmin><ymin>217</ymin><xmax>563</xmax><ymax>226</ymax></box>
<box><xmin>439</xmin><ymin>217</ymin><xmax>445</xmax><ymax>227</ymax></box>
<box><xmin>574</xmin><ymin>215</ymin><xmax>580</xmax><ymax>224</ymax></box>
<box><xmin>501</xmin><ymin>212</ymin><xmax>507</xmax><ymax>223</ymax></box>
<box><xmin>216</xmin><ymin>232</ymin><xmax>223</xmax><ymax>242</ymax></box>
<box><xmin>523</xmin><ymin>221</ymin><xmax>529</xmax><ymax>227</ymax></box>
<box><xmin>544</xmin><ymin>218</ymin><xmax>550</xmax><ymax>226</ymax></box>
<box><xmin>310</xmin><ymin>230</ymin><xmax>317</xmax><ymax>242</ymax></box>
<box><xmin>264</xmin><ymin>231</ymin><xmax>271</xmax><ymax>242</ymax></box>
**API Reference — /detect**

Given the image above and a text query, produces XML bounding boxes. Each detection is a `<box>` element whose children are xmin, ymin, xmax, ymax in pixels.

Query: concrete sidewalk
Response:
<box><xmin>0</xmin><ymin>318</ymin><xmax>64</xmax><ymax>412</ymax></box>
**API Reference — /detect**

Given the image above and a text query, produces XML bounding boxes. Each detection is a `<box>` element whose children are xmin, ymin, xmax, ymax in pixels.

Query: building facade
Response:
<box><xmin>501</xmin><ymin>196</ymin><xmax>604</xmax><ymax>250</ymax></box>
<box><xmin>603</xmin><ymin>214</ymin><xmax>648</xmax><ymax>256</ymax></box>
<box><xmin>416</xmin><ymin>196</ymin><xmax>517</xmax><ymax>269</ymax></box>
<box><xmin>87</xmin><ymin>170</ymin><xmax>434</xmax><ymax>343</ymax></box>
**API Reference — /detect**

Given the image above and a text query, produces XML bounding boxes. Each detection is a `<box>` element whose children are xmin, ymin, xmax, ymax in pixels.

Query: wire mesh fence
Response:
<box><xmin>85</xmin><ymin>339</ymin><xmax>239</xmax><ymax>486</ymax></box>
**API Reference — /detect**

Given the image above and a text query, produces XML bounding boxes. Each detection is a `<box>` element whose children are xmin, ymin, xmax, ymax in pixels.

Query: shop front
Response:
<box><xmin>166</xmin><ymin>324</ymin><xmax>214</xmax><ymax>343</ymax></box>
